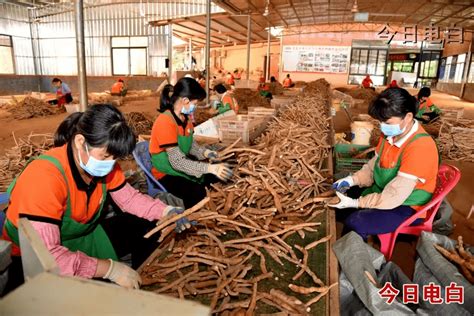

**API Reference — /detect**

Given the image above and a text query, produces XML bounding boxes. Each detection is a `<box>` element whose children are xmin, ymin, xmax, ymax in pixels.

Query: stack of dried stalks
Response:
<box><xmin>140</xmin><ymin>79</ymin><xmax>338</xmax><ymax>315</ymax></box>
<box><xmin>193</xmin><ymin>107</ymin><xmax>216</xmax><ymax>125</ymax></box>
<box><xmin>7</xmin><ymin>96</ymin><xmax>65</xmax><ymax>120</ymax></box>
<box><xmin>233</xmin><ymin>88</ymin><xmax>271</xmax><ymax>112</ymax></box>
<box><xmin>124</xmin><ymin>112</ymin><xmax>154</xmax><ymax>137</ymax></box>
<box><xmin>0</xmin><ymin>133</ymin><xmax>54</xmax><ymax>191</ymax></box>
<box><xmin>270</xmin><ymin>82</ymin><xmax>284</xmax><ymax>96</ymax></box>
<box><xmin>438</xmin><ymin>118</ymin><xmax>474</xmax><ymax>162</ymax></box>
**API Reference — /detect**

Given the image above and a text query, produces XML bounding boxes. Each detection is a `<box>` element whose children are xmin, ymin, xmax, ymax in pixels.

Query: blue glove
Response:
<box><xmin>163</xmin><ymin>206</ymin><xmax>196</xmax><ymax>233</ymax></box>
<box><xmin>332</xmin><ymin>176</ymin><xmax>355</xmax><ymax>193</ymax></box>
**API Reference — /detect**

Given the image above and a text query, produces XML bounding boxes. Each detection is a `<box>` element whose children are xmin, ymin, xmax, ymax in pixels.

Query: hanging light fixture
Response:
<box><xmin>263</xmin><ymin>0</ymin><xmax>270</xmax><ymax>17</ymax></box>
<box><xmin>351</xmin><ymin>0</ymin><xmax>359</xmax><ymax>13</ymax></box>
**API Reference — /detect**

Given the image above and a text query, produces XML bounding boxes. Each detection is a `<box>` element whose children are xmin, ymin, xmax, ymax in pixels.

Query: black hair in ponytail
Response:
<box><xmin>54</xmin><ymin>104</ymin><xmax>136</xmax><ymax>158</ymax></box>
<box><xmin>159</xmin><ymin>77</ymin><xmax>206</xmax><ymax>112</ymax></box>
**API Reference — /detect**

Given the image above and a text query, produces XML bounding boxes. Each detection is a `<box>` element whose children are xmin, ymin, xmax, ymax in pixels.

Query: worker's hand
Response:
<box><xmin>103</xmin><ymin>259</ymin><xmax>141</xmax><ymax>289</ymax></box>
<box><xmin>332</xmin><ymin>176</ymin><xmax>355</xmax><ymax>193</ymax></box>
<box><xmin>162</xmin><ymin>206</ymin><xmax>195</xmax><ymax>233</ymax></box>
<box><xmin>328</xmin><ymin>192</ymin><xmax>359</xmax><ymax>209</ymax></box>
<box><xmin>208</xmin><ymin>163</ymin><xmax>233</xmax><ymax>181</ymax></box>
<box><xmin>203</xmin><ymin>149</ymin><xmax>219</xmax><ymax>160</ymax></box>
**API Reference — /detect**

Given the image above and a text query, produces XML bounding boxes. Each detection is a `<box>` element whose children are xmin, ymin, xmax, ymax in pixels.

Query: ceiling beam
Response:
<box><xmin>226</xmin><ymin>16</ymin><xmax>267</xmax><ymax>41</ymax></box>
<box><xmin>210</xmin><ymin>18</ymin><xmax>258</xmax><ymax>42</ymax></box>
<box><xmin>435</xmin><ymin>5</ymin><xmax>472</xmax><ymax>25</ymax></box>
<box><xmin>172</xmin><ymin>30</ymin><xmax>210</xmax><ymax>45</ymax></box>
<box><xmin>269</xmin><ymin>1</ymin><xmax>289</xmax><ymax>28</ymax></box>
<box><xmin>172</xmin><ymin>26</ymin><xmax>221</xmax><ymax>45</ymax></box>
<box><xmin>288</xmin><ymin>0</ymin><xmax>302</xmax><ymax>26</ymax></box>
<box><xmin>191</xmin><ymin>20</ymin><xmax>243</xmax><ymax>43</ymax></box>
<box><xmin>418</xmin><ymin>4</ymin><xmax>449</xmax><ymax>24</ymax></box>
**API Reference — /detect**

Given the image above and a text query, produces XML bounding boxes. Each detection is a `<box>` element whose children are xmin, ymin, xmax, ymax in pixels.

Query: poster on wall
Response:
<box><xmin>282</xmin><ymin>45</ymin><xmax>351</xmax><ymax>73</ymax></box>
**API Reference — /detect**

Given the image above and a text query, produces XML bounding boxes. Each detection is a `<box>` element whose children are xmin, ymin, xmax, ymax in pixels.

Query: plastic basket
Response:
<box><xmin>334</xmin><ymin>144</ymin><xmax>374</xmax><ymax>173</ymax></box>
<box><xmin>217</xmin><ymin>115</ymin><xmax>266</xmax><ymax>144</ymax></box>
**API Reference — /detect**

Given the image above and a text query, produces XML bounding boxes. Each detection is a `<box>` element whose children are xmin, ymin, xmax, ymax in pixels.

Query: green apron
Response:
<box><xmin>218</xmin><ymin>103</ymin><xmax>231</xmax><ymax>114</ymax></box>
<box><xmin>151</xmin><ymin>111</ymin><xmax>204</xmax><ymax>183</ymax></box>
<box><xmin>361</xmin><ymin>133</ymin><xmax>433</xmax><ymax>207</ymax></box>
<box><xmin>5</xmin><ymin>155</ymin><xmax>118</xmax><ymax>260</ymax></box>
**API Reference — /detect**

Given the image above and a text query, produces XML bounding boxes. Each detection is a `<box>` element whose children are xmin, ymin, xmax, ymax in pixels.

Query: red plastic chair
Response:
<box><xmin>377</xmin><ymin>164</ymin><xmax>461</xmax><ymax>260</ymax></box>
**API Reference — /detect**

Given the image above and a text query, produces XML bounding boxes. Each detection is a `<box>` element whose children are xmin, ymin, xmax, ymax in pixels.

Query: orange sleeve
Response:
<box><xmin>375</xmin><ymin>136</ymin><xmax>384</xmax><ymax>153</ymax></box>
<box><xmin>399</xmin><ymin>138</ymin><xmax>438</xmax><ymax>187</ymax></box>
<box><xmin>105</xmin><ymin>164</ymin><xmax>126</xmax><ymax>192</ymax></box>
<box><xmin>9</xmin><ymin>160</ymin><xmax>68</xmax><ymax>224</ymax></box>
<box><xmin>150</xmin><ymin>115</ymin><xmax>179</xmax><ymax>154</ymax></box>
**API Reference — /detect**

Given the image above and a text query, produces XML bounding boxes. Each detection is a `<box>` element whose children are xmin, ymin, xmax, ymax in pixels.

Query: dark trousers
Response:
<box><xmin>417</xmin><ymin>111</ymin><xmax>440</xmax><ymax>124</ymax></box>
<box><xmin>159</xmin><ymin>174</ymin><xmax>216</xmax><ymax>209</ymax></box>
<box><xmin>337</xmin><ymin>187</ymin><xmax>422</xmax><ymax>240</ymax></box>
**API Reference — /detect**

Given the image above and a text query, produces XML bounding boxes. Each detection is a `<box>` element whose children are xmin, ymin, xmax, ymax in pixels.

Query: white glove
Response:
<box><xmin>328</xmin><ymin>192</ymin><xmax>359</xmax><ymax>209</ymax></box>
<box><xmin>103</xmin><ymin>259</ymin><xmax>142</xmax><ymax>289</ymax></box>
<box><xmin>203</xmin><ymin>149</ymin><xmax>218</xmax><ymax>160</ymax></box>
<box><xmin>207</xmin><ymin>163</ymin><xmax>233</xmax><ymax>181</ymax></box>
<box><xmin>332</xmin><ymin>176</ymin><xmax>355</xmax><ymax>193</ymax></box>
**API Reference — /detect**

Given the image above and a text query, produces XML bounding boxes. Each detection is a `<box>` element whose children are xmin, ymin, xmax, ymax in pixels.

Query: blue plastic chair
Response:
<box><xmin>0</xmin><ymin>192</ymin><xmax>8</xmax><ymax>230</ymax></box>
<box><xmin>132</xmin><ymin>141</ymin><xmax>167</xmax><ymax>196</ymax></box>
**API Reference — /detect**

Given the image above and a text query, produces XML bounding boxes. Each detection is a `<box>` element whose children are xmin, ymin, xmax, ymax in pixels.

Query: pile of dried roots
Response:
<box><xmin>140</xmin><ymin>79</ymin><xmax>338</xmax><ymax>315</ymax></box>
<box><xmin>0</xmin><ymin>133</ymin><xmax>54</xmax><ymax>191</ymax></box>
<box><xmin>7</xmin><ymin>96</ymin><xmax>65</xmax><ymax>120</ymax></box>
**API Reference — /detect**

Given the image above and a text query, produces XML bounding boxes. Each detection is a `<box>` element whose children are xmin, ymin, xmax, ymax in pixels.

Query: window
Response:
<box><xmin>111</xmin><ymin>36</ymin><xmax>148</xmax><ymax>75</ymax></box>
<box><xmin>454</xmin><ymin>54</ymin><xmax>466</xmax><ymax>83</ymax></box>
<box><xmin>0</xmin><ymin>35</ymin><xmax>14</xmax><ymax>74</ymax></box>
<box><xmin>419</xmin><ymin>51</ymin><xmax>440</xmax><ymax>79</ymax></box>
<box><xmin>439</xmin><ymin>58</ymin><xmax>446</xmax><ymax>81</ymax></box>
<box><xmin>349</xmin><ymin>48</ymin><xmax>388</xmax><ymax>85</ymax></box>
<box><xmin>468</xmin><ymin>57</ymin><xmax>474</xmax><ymax>83</ymax></box>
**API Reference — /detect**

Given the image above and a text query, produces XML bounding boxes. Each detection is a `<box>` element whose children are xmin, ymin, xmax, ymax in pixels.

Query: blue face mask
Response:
<box><xmin>78</xmin><ymin>144</ymin><xmax>116</xmax><ymax>177</ymax></box>
<box><xmin>380</xmin><ymin>122</ymin><xmax>406</xmax><ymax>137</ymax></box>
<box><xmin>181</xmin><ymin>102</ymin><xmax>196</xmax><ymax>115</ymax></box>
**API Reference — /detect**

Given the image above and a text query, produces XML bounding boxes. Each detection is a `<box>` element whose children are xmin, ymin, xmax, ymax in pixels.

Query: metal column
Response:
<box><xmin>74</xmin><ymin>0</ymin><xmax>88</xmax><ymax>112</ymax></box>
<box><xmin>189</xmin><ymin>38</ymin><xmax>193</xmax><ymax>71</ymax></box>
<box><xmin>246</xmin><ymin>14</ymin><xmax>251</xmax><ymax>80</ymax></box>
<box><xmin>266</xmin><ymin>26</ymin><xmax>271</xmax><ymax>81</ymax></box>
<box><xmin>460</xmin><ymin>39</ymin><xmax>472</xmax><ymax>99</ymax></box>
<box><xmin>168</xmin><ymin>24</ymin><xmax>173</xmax><ymax>82</ymax></box>
<box><xmin>205</xmin><ymin>0</ymin><xmax>211</xmax><ymax>105</ymax></box>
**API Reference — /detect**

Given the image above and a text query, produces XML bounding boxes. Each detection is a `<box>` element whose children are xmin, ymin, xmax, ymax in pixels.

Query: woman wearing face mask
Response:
<box><xmin>329</xmin><ymin>88</ymin><xmax>439</xmax><ymax>240</ymax></box>
<box><xmin>2</xmin><ymin>104</ymin><xmax>191</xmax><ymax>292</ymax></box>
<box><xmin>150</xmin><ymin>78</ymin><xmax>233</xmax><ymax>209</ymax></box>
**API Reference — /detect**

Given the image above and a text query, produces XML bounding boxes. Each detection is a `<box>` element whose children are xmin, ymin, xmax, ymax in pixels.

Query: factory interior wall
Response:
<box><xmin>280</xmin><ymin>31</ymin><xmax>380</xmax><ymax>87</ymax></box>
<box><xmin>0</xmin><ymin>75</ymin><xmax>166</xmax><ymax>96</ymax></box>
<box><xmin>214</xmin><ymin>43</ymin><xmax>281</xmax><ymax>79</ymax></box>
<box><xmin>437</xmin><ymin>32</ymin><xmax>473</xmax><ymax>100</ymax></box>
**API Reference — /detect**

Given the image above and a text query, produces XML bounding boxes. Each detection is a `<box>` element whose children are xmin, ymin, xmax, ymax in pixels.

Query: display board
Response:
<box><xmin>282</xmin><ymin>45</ymin><xmax>351</xmax><ymax>73</ymax></box>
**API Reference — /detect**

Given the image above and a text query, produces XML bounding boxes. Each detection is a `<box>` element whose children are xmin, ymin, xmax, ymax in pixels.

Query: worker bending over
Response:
<box><xmin>150</xmin><ymin>78</ymin><xmax>233</xmax><ymax>209</ymax></box>
<box><xmin>111</xmin><ymin>78</ymin><xmax>127</xmax><ymax>97</ymax></box>
<box><xmin>361</xmin><ymin>75</ymin><xmax>373</xmax><ymax>89</ymax></box>
<box><xmin>213</xmin><ymin>84</ymin><xmax>239</xmax><ymax>114</ymax></box>
<box><xmin>416</xmin><ymin>87</ymin><xmax>441</xmax><ymax>124</ymax></box>
<box><xmin>50</xmin><ymin>78</ymin><xmax>73</xmax><ymax>107</ymax></box>
<box><xmin>258</xmin><ymin>77</ymin><xmax>272</xmax><ymax>100</ymax></box>
<box><xmin>3</xmin><ymin>104</ymin><xmax>192</xmax><ymax>292</ymax></box>
<box><xmin>282</xmin><ymin>74</ymin><xmax>294</xmax><ymax>88</ymax></box>
<box><xmin>330</xmin><ymin>88</ymin><xmax>439</xmax><ymax>239</ymax></box>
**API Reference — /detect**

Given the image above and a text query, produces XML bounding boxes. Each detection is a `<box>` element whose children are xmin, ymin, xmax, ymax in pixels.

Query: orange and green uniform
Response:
<box><xmin>282</xmin><ymin>78</ymin><xmax>293</xmax><ymax>88</ymax></box>
<box><xmin>416</xmin><ymin>97</ymin><xmax>441</xmax><ymax>118</ymax></box>
<box><xmin>361</xmin><ymin>123</ymin><xmax>438</xmax><ymax>214</ymax></box>
<box><xmin>3</xmin><ymin>144</ymin><xmax>126</xmax><ymax>259</ymax></box>
<box><xmin>218</xmin><ymin>92</ymin><xmax>239</xmax><ymax>114</ymax></box>
<box><xmin>149</xmin><ymin>110</ymin><xmax>201</xmax><ymax>182</ymax></box>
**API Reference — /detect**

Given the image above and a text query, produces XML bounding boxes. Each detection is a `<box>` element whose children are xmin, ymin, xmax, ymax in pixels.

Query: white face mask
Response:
<box><xmin>78</xmin><ymin>144</ymin><xmax>116</xmax><ymax>177</ymax></box>
<box><xmin>181</xmin><ymin>102</ymin><xmax>196</xmax><ymax>115</ymax></box>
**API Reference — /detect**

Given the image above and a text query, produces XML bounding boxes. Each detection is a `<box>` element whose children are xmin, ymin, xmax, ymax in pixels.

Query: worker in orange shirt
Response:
<box><xmin>387</xmin><ymin>79</ymin><xmax>399</xmax><ymax>88</ymax></box>
<box><xmin>361</xmin><ymin>75</ymin><xmax>373</xmax><ymax>89</ymax></box>
<box><xmin>329</xmin><ymin>88</ymin><xmax>439</xmax><ymax>240</ymax></box>
<box><xmin>149</xmin><ymin>78</ymin><xmax>233</xmax><ymax>209</ymax></box>
<box><xmin>111</xmin><ymin>78</ymin><xmax>127</xmax><ymax>96</ymax></box>
<box><xmin>225</xmin><ymin>72</ymin><xmax>235</xmax><ymax>87</ymax></box>
<box><xmin>282</xmin><ymin>74</ymin><xmax>294</xmax><ymax>88</ymax></box>
<box><xmin>258</xmin><ymin>77</ymin><xmax>272</xmax><ymax>99</ymax></box>
<box><xmin>416</xmin><ymin>87</ymin><xmax>441</xmax><ymax>124</ymax></box>
<box><xmin>2</xmin><ymin>104</ymin><xmax>192</xmax><ymax>293</ymax></box>
<box><xmin>213</xmin><ymin>84</ymin><xmax>239</xmax><ymax>114</ymax></box>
